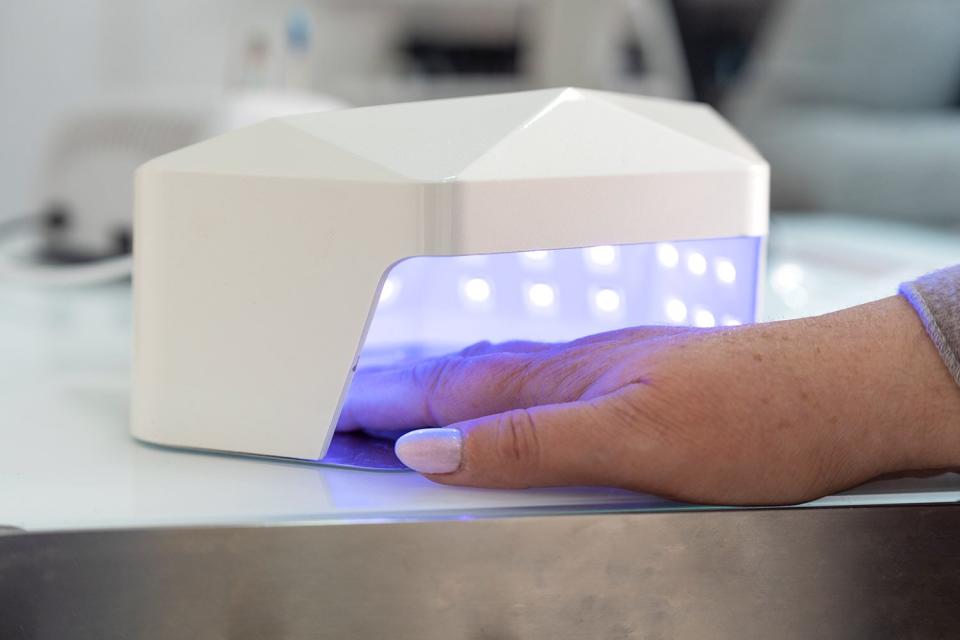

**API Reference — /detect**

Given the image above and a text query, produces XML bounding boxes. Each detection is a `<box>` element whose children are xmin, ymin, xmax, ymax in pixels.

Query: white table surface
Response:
<box><xmin>4</xmin><ymin>213</ymin><xmax>960</xmax><ymax>532</ymax></box>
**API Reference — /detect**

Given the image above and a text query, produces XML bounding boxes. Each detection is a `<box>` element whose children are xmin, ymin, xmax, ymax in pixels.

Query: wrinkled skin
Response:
<box><xmin>339</xmin><ymin>296</ymin><xmax>960</xmax><ymax>505</ymax></box>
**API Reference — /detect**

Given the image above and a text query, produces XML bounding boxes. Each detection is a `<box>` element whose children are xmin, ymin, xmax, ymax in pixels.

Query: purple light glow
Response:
<box><xmin>359</xmin><ymin>236</ymin><xmax>762</xmax><ymax>367</ymax></box>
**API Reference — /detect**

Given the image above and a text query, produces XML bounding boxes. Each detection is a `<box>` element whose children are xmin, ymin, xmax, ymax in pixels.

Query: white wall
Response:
<box><xmin>0</xmin><ymin>0</ymin><xmax>689</xmax><ymax>221</ymax></box>
<box><xmin>0</xmin><ymin>1</ymin><xmax>102</xmax><ymax>220</ymax></box>
<box><xmin>0</xmin><ymin>0</ymin><xmax>237</xmax><ymax>221</ymax></box>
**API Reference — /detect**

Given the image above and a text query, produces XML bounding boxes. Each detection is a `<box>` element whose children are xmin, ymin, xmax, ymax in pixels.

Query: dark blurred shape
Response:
<box><xmin>113</xmin><ymin>228</ymin><xmax>133</xmax><ymax>256</ymax></box>
<box><xmin>43</xmin><ymin>203</ymin><xmax>70</xmax><ymax>231</ymax></box>
<box><xmin>401</xmin><ymin>33</ymin><xmax>658</xmax><ymax>80</ymax></box>
<box><xmin>623</xmin><ymin>38</ymin><xmax>649</xmax><ymax>76</ymax></box>
<box><xmin>402</xmin><ymin>36</ymin><xmax>522</xmax><ymax>76</ymax></box>
<box><xmin>672</xmin><ymin>0</ymin><xmax>777</xmax><ymax>105</ymax></box>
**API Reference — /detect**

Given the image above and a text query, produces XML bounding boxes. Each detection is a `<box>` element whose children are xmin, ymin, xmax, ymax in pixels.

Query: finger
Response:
<box><xmin>457</xmin><ymin>340</ymin><xmax>557</xmax><ymax>356</ymax></box>
<box><xmin>564</xmin><ymin>325</ymin><xmax>693</xmax><ymax>348</ymax></box>
<box><xmin>339</xmin><ymin>326</ymin><xmax>693</xmax><ymax>432</ymax></box>
<box><xmin>338</xmin><ymin>341</ymin><xmax>558</xmax><ymax>432</ymax></box>
<box><xmin>463</xmin><ymin>327</ymin><xmax>695</xmax><ymax>356</ymax></box>
<box><xmin>393</xmin><ymin>384</ymin><xmax>656</xmax><ymax>488</ymax></box>
<box><xmin>456</xmin><ymin>329</ymin><xmax>692</xmax><ymax>357</ymax></box>
<box><xmin>337</xmin><ymin>342</ymin><xmax>619</xmax><ymax>431</ymax></box>
<box><xmin>346</xmin><ymin>340</ymin><xmax>559</xmax><ymax>391</ymax></box>
<box><xmin>370</xmin><ymin>326</ymin><xmax>690</xmax><ymax>375</ymax></box>
<box><xmin>354</xmin><ymin>327</ymin><xmax>690</xmax><ymax>381</ymax></box>
<box><xmin>337</xmin><ymin>352</ymin><xmax>573</xmax><ymax>431</ymax></box>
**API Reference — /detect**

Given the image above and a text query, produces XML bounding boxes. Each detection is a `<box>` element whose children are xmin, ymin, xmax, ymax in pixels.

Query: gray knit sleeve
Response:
<box><xmin>899</xmin><ymin>265</ymin><xmax>960</xmax><ymax>386</ymax></box>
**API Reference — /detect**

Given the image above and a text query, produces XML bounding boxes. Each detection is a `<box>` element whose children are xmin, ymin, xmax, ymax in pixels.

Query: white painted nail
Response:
<box><xmin>395</xmin><ymin>428</ymin><xmax>463</xmax><ymax>474</ymax></box>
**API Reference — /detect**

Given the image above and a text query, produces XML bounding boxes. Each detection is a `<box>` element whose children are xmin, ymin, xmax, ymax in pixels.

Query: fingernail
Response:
<box><xmin>395</xmin><ymin>428</ymin><xmax>463</xmax><ymax>474</ymax></box>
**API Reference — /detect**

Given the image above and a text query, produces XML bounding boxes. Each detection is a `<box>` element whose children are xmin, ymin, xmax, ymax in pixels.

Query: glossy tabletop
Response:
<box><xmin>3</xmin><ymin>213</ymin><xmax>960</xmax><ymax>532</ymax></box>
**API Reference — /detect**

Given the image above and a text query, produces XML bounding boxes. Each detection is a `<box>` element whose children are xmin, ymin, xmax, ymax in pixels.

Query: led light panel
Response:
<box><xmin>360</xmin><ymin>236</ymin><xmax>761</xmax><ymax>366</ymax></box>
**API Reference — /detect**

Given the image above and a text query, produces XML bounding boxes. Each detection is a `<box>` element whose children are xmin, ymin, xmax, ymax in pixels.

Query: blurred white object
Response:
<box><xmin>38</xmin><ymin>89</ymin><xmax>346</xmax><ymax>261</ymax></box>
<box><xmin>0</xmin><ymin>89</ymin><xmax>345</xmax><ymax>286</ymax></box>
<box><xmin>131</xmin><ymin>87</ymin><xmax>767</xmax><ymax>463</ymax></box>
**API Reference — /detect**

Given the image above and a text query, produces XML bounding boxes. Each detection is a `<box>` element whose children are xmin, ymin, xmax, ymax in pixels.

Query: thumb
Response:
<box><xmin>394</xmin><ymin>385</ymin><xmax>646</xmax><ymax>489</ymax></box>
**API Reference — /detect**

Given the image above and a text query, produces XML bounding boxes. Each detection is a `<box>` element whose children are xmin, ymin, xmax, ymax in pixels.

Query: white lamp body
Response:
<box><xmin>131</xmin><ymin>88</ymin><xmax>768</xmax><ymax>462</ymax></box>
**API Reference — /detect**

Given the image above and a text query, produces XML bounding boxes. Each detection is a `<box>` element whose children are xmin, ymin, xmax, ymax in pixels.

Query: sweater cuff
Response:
<box><xmin>899</xmin><ymin>264</ymin><xmax>960</xmax><ymax>387</ymax></box>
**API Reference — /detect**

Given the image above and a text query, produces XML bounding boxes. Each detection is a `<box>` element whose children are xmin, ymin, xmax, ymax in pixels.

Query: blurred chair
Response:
<box><xmin>725</xmin><ymin>0</ymin><xmax>960</xmax><ymax>220</ymax></box>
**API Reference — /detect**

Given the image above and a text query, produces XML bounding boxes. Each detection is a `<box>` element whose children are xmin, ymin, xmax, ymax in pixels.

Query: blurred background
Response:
<box><xmin>5</xmin><ymin>0</ymin><xmax>960</xmax><ymax>541</ymax></box>
<box><xmin>1</xmin><ymin>0</ymin><xmax>959</xmax><ymax>311</ymax></box>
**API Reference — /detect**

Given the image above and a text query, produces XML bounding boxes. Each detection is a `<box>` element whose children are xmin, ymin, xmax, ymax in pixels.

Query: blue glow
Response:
<box><xmin>359</xmin><ymin>236</ymin><xmax>762</xmax><ymax>367</ymax></box>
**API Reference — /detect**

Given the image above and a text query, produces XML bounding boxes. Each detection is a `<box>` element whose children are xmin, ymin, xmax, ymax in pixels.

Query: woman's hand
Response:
<box><xmin>338</xmin><ymin>296</ymin><xmax>960</xmax><ymax>505</ymax></box>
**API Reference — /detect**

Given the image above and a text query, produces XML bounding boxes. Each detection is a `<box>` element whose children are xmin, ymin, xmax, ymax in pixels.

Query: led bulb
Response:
<box><xmin>722</xmin><ymin>315</ymin><xmax>742</xmax><ymax>326</ymax></box>
<box><xmin>528</xmin><ymin>283</ymin><xmax>556</xmax><ymax>308</ymax></box>
<box><xmin>782</xmin><ymin>287</ymin><xmax>810</xmax><ymax>309</ymax></box>
<box><xmin>587</xmin><ymin>245</ymin><xmax>617</xmax><ymax>267</ymax></box>
<box><xmin>379</xmin><ymin>278</ymin><xmax>397</xmax><ymax>303</ymax></box>
<box><xmin>693</xmin><ymin>308</ymin><xmax>716</xmax><ymax>328</ymax></box>
<box><xmin>456</xmin><ymin>254</ymin><xmax>487</xmax><ymax>266</ymax></box>
<box><xmin>686</xmin><ymin>252</ymin><xmax>707</xmax><ymax>276</ymax></box>
<box><xmin>521</xmin><ymin>250</ymin><xmax>550</xmax><ymax>264</ymax></box>
<box><xmin>665</xmin><ymin>298</ymin><xmax>687</xmax><ymax>323</ymax></box>
<box><xmin>463</xmin><ymin>278</ymin><xmax>492</xmax><ymax>303</ymax></box>
<box><xmin>656</xmin><ymin>243</ymin><xmax>679</xmax><ymax>268</ymax></box>
<box><xmin>771</xmin><ymin>263</ymin><xmax>804</xmax><ymax>292</ymax></box>
<box><xmin>593</xmin><ymin>288</ymin><xmax>621</xmax><ymax>313</ymax></box>
<box><xmin>715</xmin><ymin>259</ymin><xmax>736</xmax><ymax>284</ymax></box>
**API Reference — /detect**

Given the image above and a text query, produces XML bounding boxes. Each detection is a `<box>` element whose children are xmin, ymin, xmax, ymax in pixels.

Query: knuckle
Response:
<box><xmin>538</xmin><ymin>344</ymin><xmax>615</xmax><ymax>400</ymax></box>
<box><xmin>413</xmin><ymin>357</ymin><xmax>453</xmax><ymax>393</ymax></box>
<box><xmin>475</xmin><ymin>353</ymin><xmax>535</xmax><ymax>398</ymax></box>
<box><xmin>411</xmin><ymin>356</ymin><xmax>466</xmax><ymax>424</ymax></box>
<box><xmin>494</xmin><ymin>408</ymin><xmax>542</xmax><ymax>468</ymax></box>
<box><xmin>459</xmin><ymin>341</ymin><xmax>493</xmax><ymax>357</ymax></box>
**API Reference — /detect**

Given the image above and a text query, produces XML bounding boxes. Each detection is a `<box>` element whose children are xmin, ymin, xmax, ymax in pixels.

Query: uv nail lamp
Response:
<box><xmin>132</xmin><ymin>87</ymin><xmax>768</xmax><ymax>466</ymax></box>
